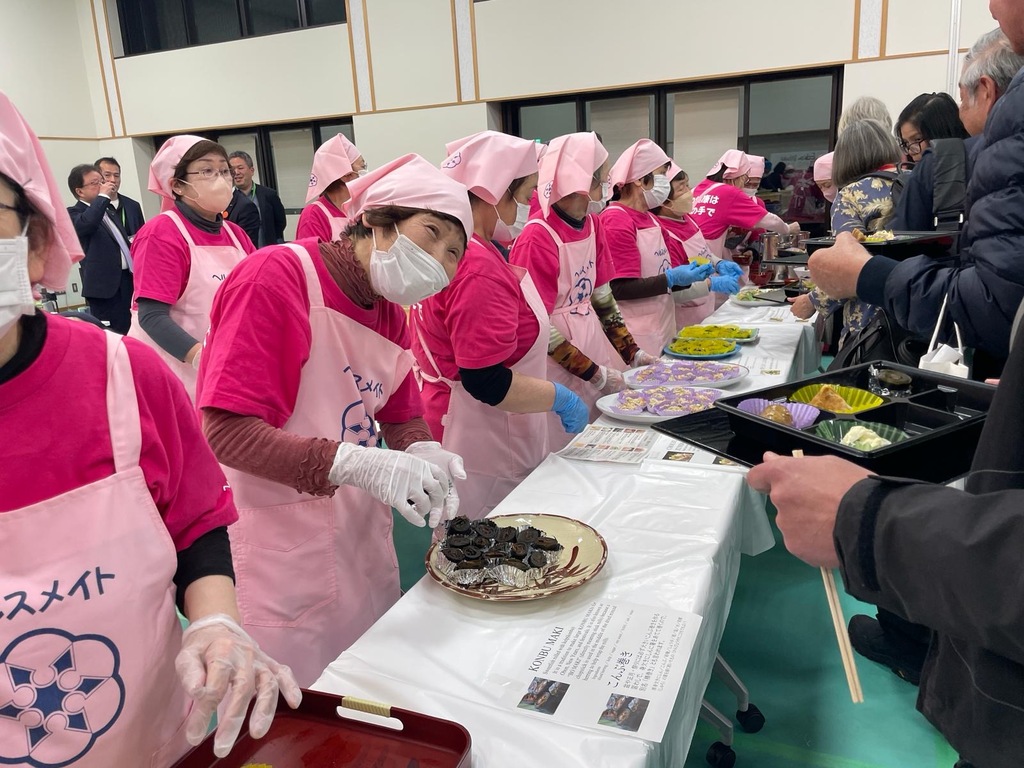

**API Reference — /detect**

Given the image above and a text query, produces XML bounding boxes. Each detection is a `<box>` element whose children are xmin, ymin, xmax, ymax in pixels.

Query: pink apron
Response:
<box><xmin>0</xmin><ymin>332</ymin><xmax>191</xmax><ymax>768</ymax></box>
<box><xmin>614</xmin><ymin>212</ymin><xmax>676</xmax><ymax>356</ymax></box>
<box><xmin>129</xmin><ymin>210</ymin><xmax>246</xmax><ymax>402</ymax></box>
<box><xmin>413</xmin><ymin>264</ymin><xmax>551</xmax><ymax>521</ymax></box>
<box><xmin>663</xmin><ymin>224</ymin><xmax>717</xmax><ymax>328</ymax></box>
<box><xmin>313</xmin><ymin>200</ymin><xmax>348</xmax><ymax>241</ymax></box>
<box><xmin>220</xmin><ymin>243</ymin><xmax>405</xmax><ymax>687</ymax></box>
<box><xmin>522</xmin><ymin>218</ymin><xmax>626</xmax><ymax>451</ymax></box>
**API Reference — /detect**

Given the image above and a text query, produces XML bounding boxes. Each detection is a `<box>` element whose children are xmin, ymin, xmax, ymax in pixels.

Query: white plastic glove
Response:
<box><xmin>590</xmin><ymin>365</ymin><xmax>626</xmax><ymax>395</ymax></box>
<box><xmin>631</xmin><ymin>350</ymin><xmax>658</xmax><ymax>368</ymax></box>
<box><xmin>175</xmin><ymin>614</ymin><xmax>302</xmax><ymax>758</ymax></box>
<box><xmin>403</xmin><ymin>441</ymin><xmax>467</xmax><ymax>527</ymax></box>
<box><xmin>329</xmin><ymin>442</ymin><xmax>447</xmax><ymax>527</ymax></box>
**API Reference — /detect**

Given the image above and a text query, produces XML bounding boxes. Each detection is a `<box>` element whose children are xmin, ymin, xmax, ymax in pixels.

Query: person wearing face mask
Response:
<box><xmin>195</xmin><ymin>154</ymin><xmax>468</xmax><ymax>685</ymax></box>
<box><xmin>690</xmin><ymin>149</ymin><xmax>798</xmax><ymax>266</ymax></box>
<box><xmin>128</xmin><ymin>136</ymin><xmax>255</xmax><ymax>401</ymax></box>
<box><xmin>509</xmin><ymin>132</ymin><xmax>659</xmax><ymax>448</ymax></box>
<box><xmin>601</xmin><ymin>139</ymin><xmax>714</xmax><ymax>355</ymax></box>
<box><xmin>652</xmin><ymin>164</ymin><xmax>744</xmax><ymax>327</ymax></box>
<box><xmin>0</xmin><ymin>92</ymin><xmax>300</xmax><ymax>765</ymax></box>
<box><xmin>813</xmin><ymin>152</ymin><xmax>837</xmax><ymax>218</ymax></box>
<box><xmin>297</xmin><ymin>133</ymin><xmax>367</xmax><ymax>242</ymax></box>
<box><xmin>411</xmin><ymin>131</ymin><xmax>588</xmax><ymax>519</ymax></box>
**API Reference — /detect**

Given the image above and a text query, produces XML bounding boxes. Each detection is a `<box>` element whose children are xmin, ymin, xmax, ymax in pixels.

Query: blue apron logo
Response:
<box><xmin>341</xmin><ymin>401</ymin><xmax>378</xmax><ymax>448</ymax></box>
<box><xmin>0</xmin><ymin>628</ymin><xmax>124</xmax><ymax>768</ymax></box>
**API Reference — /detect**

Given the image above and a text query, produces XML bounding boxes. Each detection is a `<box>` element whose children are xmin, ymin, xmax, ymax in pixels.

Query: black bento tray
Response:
<box><xmin>653</xmin><ymin>362</ymin><xmax>996</xmax><ymax>483</ymax></box>
<box><xmin>804</xmin><ymin>231</ymin><xmax>955</xmax><ymax>261</ymax></box>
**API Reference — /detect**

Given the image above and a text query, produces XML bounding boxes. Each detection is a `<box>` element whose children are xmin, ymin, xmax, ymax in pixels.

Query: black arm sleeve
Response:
<box><xmin>173</xmin><ymin>526</ymin><xmax>234</xmax><ymax>612</ymax></box>
<box><xmin>136</xmin><ymin>298</ymin><xmax>199</xmax><ymax>361</ymax></box>
<box><xmin>459</xmin><ymin>363</ymin><xmax>514</xmax><ymax>406</ymax></box>
<box><xmin>610</xmin><ymin>275</ymin><xmax>673</xmax><ymax>301</ymax></box>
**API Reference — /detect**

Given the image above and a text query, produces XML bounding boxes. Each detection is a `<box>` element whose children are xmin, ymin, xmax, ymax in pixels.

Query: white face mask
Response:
<box><xmin>369</xmin><ymin>226</ymin><xmax>450</xmax><ymax>305</ymax></box>
<box><xmin>492</xmin><ymin>201</ymin><xmax>530</xmax><ymax>241</ymax></box>
<box><xmin>587</xmin><ymin>182</ymin><xmax>613</xmax><ymax>215</ymax></box>
<box><xmin>357</xmin><ymin>168</ymin><xmax>368</xmax><ymax>177</ymax></box>
<box><xmin>743</xmin><ymin>187</ymin><xmax>758</xmax><ymax>197</ymax></box>
<box><xmin>642</xmin><ymin>174</ymin><xmax>671</xmax><ymax>209</ymax></box>
<box><xmin>0</xmin><ymin>228</ymin><xmax>34</xmax><ymax>337</ymax></box>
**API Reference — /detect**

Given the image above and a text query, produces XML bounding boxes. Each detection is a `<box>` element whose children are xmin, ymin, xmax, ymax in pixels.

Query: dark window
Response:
<box><xmin>117</xmin><ymin>0</ymin><xmax>346</xmax><ymax>55</ymax></box>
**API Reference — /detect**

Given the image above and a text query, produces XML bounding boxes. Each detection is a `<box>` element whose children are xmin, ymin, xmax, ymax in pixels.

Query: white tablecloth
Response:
<box><xmin>313</xmin><ymin>306</ymin><xmax>820</xmax><ymax>768</ymax></box>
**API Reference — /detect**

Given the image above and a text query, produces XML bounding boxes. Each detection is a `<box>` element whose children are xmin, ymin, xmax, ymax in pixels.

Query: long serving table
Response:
<box><xmin>313</xmin><ymin>304</ymin><xmax>821</xmax><ymax>768</ymax></box>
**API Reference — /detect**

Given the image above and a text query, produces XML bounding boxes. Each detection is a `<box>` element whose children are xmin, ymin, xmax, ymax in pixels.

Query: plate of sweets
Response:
<box><xmin>426</xmin><ymin>514</ymin><xmax>607</xmax><ymax>601</ymax></box>
<box><xmin>677</xmin><ymin>324</ymin><xmax>760</xmax><ymax>343</ymax></box>
<box><xmin>623</xmin><ymin>360</ymin><xmax>749</xmax><ymax>389</ymax></box>
<box><xmin>597</xmin><ymin>387</ymin><xmax>722</xmax><ymax>424</ymax></box>
<box><xmin>663</xmin><ymin>338</ymin><xmax>739</xmax><ymax>360</ymax></box>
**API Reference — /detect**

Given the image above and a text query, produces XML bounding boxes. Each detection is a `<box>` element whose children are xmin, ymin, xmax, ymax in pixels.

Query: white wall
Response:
<box><xmin>352</xmin><ymin>103</ymin><xmax>493</xmax><ymax>166</ymax></box>
<box><xmin>842</xmin><ymin>54</ymin><xmax>949</xmax><ymax>129</ymax></box>
<box><xmin>114</xmin><ymin>25</ymin><xmax>357</xmax><ymax>135</ymax></box>
<box><xmin>886</xmin><ymin>0</ymin><xmax>950</xmax><ymax>56</ymax></box>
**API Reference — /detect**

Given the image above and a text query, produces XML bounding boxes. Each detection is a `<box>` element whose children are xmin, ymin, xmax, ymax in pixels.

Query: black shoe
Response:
<box><xmin>848</xmin><ymin>615</ymin><xmax>926</xmax><ymax>685</ymax></box>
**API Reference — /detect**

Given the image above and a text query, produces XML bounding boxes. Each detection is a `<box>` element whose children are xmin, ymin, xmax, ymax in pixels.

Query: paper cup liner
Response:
<box><xmin>649</xmin><ymin>388</ymin><xmax>721</xmax><ymax>417</ymax></box>
<box><xmin>451</xmin><ymin>566</ymin><xmax>487</xmax><ymax>586</ymax></box>
<box><xmin>789</xmin><ymin>384</ymin><xmax>884</xmax><ymax>413</ymax></box>
<box><xmin>814</xmin><ymin>420</ymin><xmax>909</xmax><ymax>450</ymax></box>
<box><xmin>737</xmin><ymin>399</ymin><xmax>820</xmax><ymax>429</ymax></box>
<box><xmin>611</xmin><ymin>390</ymin><xmax>649</xmax><ymax>415</ymax></box>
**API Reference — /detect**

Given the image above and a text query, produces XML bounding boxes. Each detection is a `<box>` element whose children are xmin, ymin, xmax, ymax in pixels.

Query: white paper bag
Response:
<box><xmin>919</xmin><ymin>296</ymin><xmax>969</xmax><ymax>379</ymax></box>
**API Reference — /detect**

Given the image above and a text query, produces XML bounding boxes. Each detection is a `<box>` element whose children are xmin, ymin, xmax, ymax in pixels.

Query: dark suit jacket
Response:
<box><xmin>68</xmin><ymin>198</ymin><xmax>132</xmax><ymax>299</ymax></box>
<box><xmin>224</xmin><ymin>188</ymin><xmax>262</xmax><ymax>246</ymax></box>
<box><xmin>251</xmin><ymin>183</ymin><xmax>287</xmax><ymax>247</ymax></box>
<box><xmin>111</xmin><ymin>193</ymin><xmax>146</xmax><ymax>238</ymax></box>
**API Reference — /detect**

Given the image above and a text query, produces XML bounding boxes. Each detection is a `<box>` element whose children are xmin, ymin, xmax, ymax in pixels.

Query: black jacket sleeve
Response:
<box><xmin>889</xmin><ymin>151</ymin><xmax>935</xmax><ymax>231</ymax></box>
<box><xmin>835</xmin><ymin>476</ymin><xmax>1024</xmax><ymax>665</ymax></box>
<box><xmin>228</xmin><ymin>192</ymin><xmax>262</xmax><ymax>246</ymax></box>
<box><xmin>270</xmin><ymin>188</ymin><xmax>287</xmax><ymax>243</ymax></box>
<box><xmin>70</xmin><ymin>197</ymin><xmax>112</xmax><ymax>241</ymax></box>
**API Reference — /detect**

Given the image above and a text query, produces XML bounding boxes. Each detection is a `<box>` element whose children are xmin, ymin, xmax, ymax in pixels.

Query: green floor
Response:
<box><xmin>393</xmin><ymin>510</ymin><xmax>961</xmax><ymax>768</ymax></box>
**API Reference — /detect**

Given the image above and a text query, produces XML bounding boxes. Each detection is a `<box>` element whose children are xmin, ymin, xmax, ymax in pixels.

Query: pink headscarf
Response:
<box><xmin>537</xmin><ymin>132</ymin><xmax>609</xmax><ymax>217</ymax></box>
<box><xmin>707</xmin><ymin>149</ymin><xmax>748</xmax><ymax>180</ymax></box>
<box><xmin>609</xmin><ymin>139</ymin><xmax>671</xmax><ymax>189</ymax></box>
<box><xmin>344</xmin><ymin>153</ymin><xmax>474</xmax><ymax>242</ymax></box>
<box><xmin>306</xmin><ymin>133</ymin><xmax>362</xmax><ymax>203</ymax></box>
<box><xmin>666</xmin><ymin>161</ymin><xmax>685</xmax><ymax>181</ymax></box>
<box><xmin>439</xmin><ymin>131</ymin><xmax>538</xmax><ymax>206</ymax></box>
<box><xmin>148</xmin><ymin>135</ymin><xmax>204</xmax><ymax>213</ymax></box>
<box><xmin>743</xmin><ymin>154</ymin><xmax>766</xmax><ymax>180</ymax></box>
<box><xmin>0</xmin><ymin>91</ymin><xmax>83</xmax><ymax>290</ymax></box>
<box><xmin>813</xmin><ymin>152</ymin><xmax>834</xmax><ymax>182</ymax></box>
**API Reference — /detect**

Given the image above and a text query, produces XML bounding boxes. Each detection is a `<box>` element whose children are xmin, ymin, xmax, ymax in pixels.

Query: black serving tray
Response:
<box><xmin>653</xmin><ymin>362</ymin><xmax>996</xmax><ymax>483</ymax></box>
<box><xmin>803</xmin><ymin>231</ymin><xmax>955</xmax><ymax>261</ymax></box>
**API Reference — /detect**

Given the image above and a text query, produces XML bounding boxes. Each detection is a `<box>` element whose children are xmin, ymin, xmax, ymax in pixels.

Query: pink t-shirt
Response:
<box><xmin>296</xmin><ymin>197</ymin><xmax>346</xmax><ymax>242</ymax></box>
<box><xmin>413</xmin><ymin>235</ymin><xmax>540</xmax><ymax>440</ymax></box>
<box><xmin>599</xmin><ymin>203</ymin><xmax>663</xmax><ymax>280</ymax></box>
<box><xmin>689</xmin><ymin>180</ymin><xmax>766</xmax><ymax>240</ymax></box>
<box><xmin>657</xmin><ymin>214</ymin><xmax>701</xmax><ymax>268</ymax></box>
<box><xmin>509</xmin><ymin>211</ymin><xmax>614</xmax><ymax>314</ymax></box>
<box><xmin>0</xmin><ymin>314</ymin><xmax>236</xmax><ymax>550</ymax></box>
<box><xmin>197</xmin><ymin>239</ymin><xmax>422</xmax><ymax>430</ymax></box>
<box><xmin>131</xmin><ymin>212</ymin><xmax>255</xmax><ymax>307</ymax></box>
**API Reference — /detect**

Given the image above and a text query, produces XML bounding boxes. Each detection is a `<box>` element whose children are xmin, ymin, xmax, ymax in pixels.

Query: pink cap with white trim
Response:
<box><xmin>148</xmin><ymin>135</ymin><xmax>205</xmax><ymax>213</ymax></box>
<box><xmin>439</xmin><ymin>131</ymin><xmax>538</xmax><ymax>206</ymax></box>
<box><xmin>609</xmin><ymin>139</ymin><xmax>671</xmax><ymax>189</ymax></box>
<box><xmin>536</xmin><ymin>132</ymin><xmax>608</xmax><ymax>216</ymax></box>
<box><xmin>306</xmin><ymin>133</ymin><xmax>362</xmax><ymax>203</ymax></box>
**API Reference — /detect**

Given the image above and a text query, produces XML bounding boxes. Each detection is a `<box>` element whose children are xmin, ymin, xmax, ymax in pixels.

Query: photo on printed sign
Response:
<box><xmin>597</xmin><ymin>695</ymin><xmax>650</xmax><ymax>732</ymax></box>
<box><xmin>517</xmin><ymin>678</ymin><xmax>570</xmax><ymax>715</ymax></box>
<box><xmin>662</xmin><ymin>451</ymin><xmax>695</xmax><ymax>462</ymax></box>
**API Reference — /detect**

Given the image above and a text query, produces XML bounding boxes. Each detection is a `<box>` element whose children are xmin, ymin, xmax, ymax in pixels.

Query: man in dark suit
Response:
<box><xmin>223</xmin><ymin>187</ymin><xmax>262</xmax><ymax>247</ymax></box>
<box><xmin>67</xmin><ymin>163</ymin><xmax>135</xmax><ymax>333</ymax></box>
<box><xmin>95</xmin><ymin>156</ymin><xmax>145</xmax><ymax>241</ymax></box>
<box><xmin>229</xmin><ymin>150</ymin><xmax>287</xmax><ymax>247</ymax></box>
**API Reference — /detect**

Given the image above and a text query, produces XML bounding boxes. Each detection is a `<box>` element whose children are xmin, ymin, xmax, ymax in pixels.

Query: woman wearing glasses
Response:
<box><xmin>128</xmin><ymin>136</ymin><xmax>255</xmax><ymax>400</ymax></box>
<box><xmin>895</xmin><ymin>92</ymin><xmax>969</xmax><ymax>164</ymax></box>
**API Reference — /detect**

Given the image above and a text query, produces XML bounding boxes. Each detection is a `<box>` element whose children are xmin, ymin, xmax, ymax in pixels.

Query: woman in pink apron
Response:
<box><xmin>128</xmin><ymin>136</ymin><xmax>255</xmax><ymax>402</ymax></box>
<box><xmin>0</xmin><ymin>93</ymin><xmax>298</xmax><ymax>767</ymax></box>
<box><xmin>197</xmin><ymin>154</ymin><xmax>470</xmax><ymax>686</ymax></box>
<box><xmin>296</xmin><ymin>133</ymin><xmax>366</xmax><ymax>241</ymax></box>
<box><xmin>509</xmin><ymin>132</ymin><xmax>656</xmax><ymax>448</ymax></box>
<box><xmin>601</xmin><ymin>139</ymin><xmax>715</xmax><ymax>355</ymax></box>
<box><xmin>652</xmin><ymin>164</ymin><xmax>743</xmax><ymax>327</ymax></box>
<box><xmin>411</xmin><ymin>131</ymin><xmax>589</xmax><ymax>520</ymax></box>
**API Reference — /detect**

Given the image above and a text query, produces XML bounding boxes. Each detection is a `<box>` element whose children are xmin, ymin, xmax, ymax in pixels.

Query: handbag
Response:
<box><xmin>919</xmin><ymin>295</ymin><xmax>969</xmax><ymax>379</ymax></box>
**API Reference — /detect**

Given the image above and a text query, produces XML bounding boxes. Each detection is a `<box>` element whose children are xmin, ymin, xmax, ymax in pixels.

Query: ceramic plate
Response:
<box><xmin>729</xmin><ymin>289</ymin><xmax>787</xmax><ymax>307</ymax></box>
<box><xmin>595</xmin><ymin>393</ymin><xmax>666</xmax><ymax>425</ymax></box>
<box><xmin>425</xmin><ymin>514</ymin><xmax>608</xmax><ymax>601</ymax></box>
<box><xmin>623</xmin><ymin>362</ymin><xmax>749</xmax><ymax>389</ymax></box>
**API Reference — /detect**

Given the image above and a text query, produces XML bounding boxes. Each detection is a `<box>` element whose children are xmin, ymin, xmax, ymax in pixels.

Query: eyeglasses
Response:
<box><xmin>899</xmin><ymin>138</ymin><xmax>925</xmax><ymax>154</ymax></box>
<box><xmin>186</xmin><ymin>168</ymin><xmax>233</xmax><ymax>181</ymax></box>
<box><xmin>0</xmin><ymin>201</ymin><xmax>19</xmax><ymax>214</ymax></box>
<box><xmin>82</xmin><ymin>180</ymin><xmax>102</xmax><ymax>188</ymax></box>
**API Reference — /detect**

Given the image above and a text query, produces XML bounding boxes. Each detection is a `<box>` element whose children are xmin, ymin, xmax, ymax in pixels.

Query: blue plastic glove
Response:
<box><xmin>715</xmin><ymin>260</ymin><xmax>744</xmax><ymax>278</ymax></box>
<box><xmin>551</xmin><ymin>383</ymin><xmax>589</xmax><ymax>434</ymax></box>
<box><xmin>665</xmin><ymin>261</ymin><xmax>714</xmax><ymax>289</ymax></box>
<box><xmin>709</xmin><ymin>275</ymin><xmax>742</xmax><ymax>295</ymax></box>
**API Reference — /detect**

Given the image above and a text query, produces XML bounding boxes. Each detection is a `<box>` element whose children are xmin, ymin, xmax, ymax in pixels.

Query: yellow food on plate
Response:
<box><xmin>666</xmin><ymin>338</ymin><xmax>737</xmax><ymax>356</ymax></box>
<box><xmin>759</xmin><ymin>404</ymin><xmax>795</xmax><ymax>426</ymax></box>
<box><xmin>853</xmin><ymin>229</ymin><xmax>895</xmax><ymax>244</ymax></box>
<box><xmin>678</xmin><ymin>325</ymin><xmax>754</xmax><ymax>340</ymax></box>
<box><xmin>807</xmin><ymin>384</ymin><xmax>852</xmax><ymax>412</ymax></box>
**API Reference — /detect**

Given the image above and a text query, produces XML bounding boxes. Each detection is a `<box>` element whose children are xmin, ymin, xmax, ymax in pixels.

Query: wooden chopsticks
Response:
<box><xmin>791</xmin><ymin>449</ymin><xmax>864</xmax><ymax>703</ymax></box>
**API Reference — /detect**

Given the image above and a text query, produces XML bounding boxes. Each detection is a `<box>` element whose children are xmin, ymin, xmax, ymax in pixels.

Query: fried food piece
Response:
<box><xmin>808</xmin><ymin>384</ymin><xmax>852</xmax><ymax>412</ymax></box>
